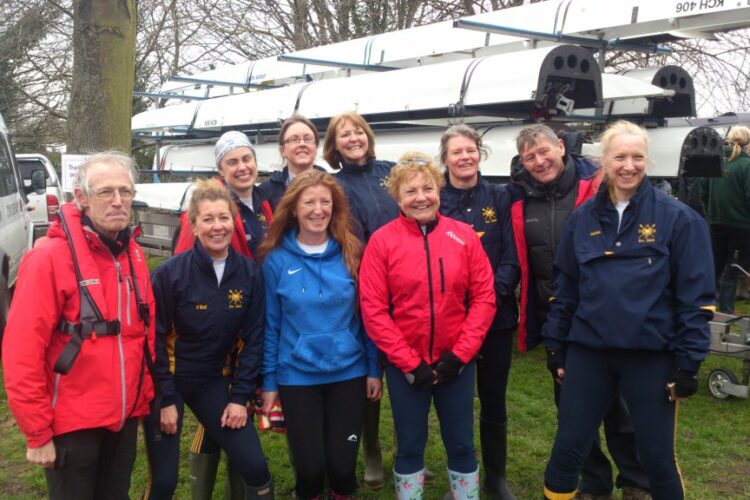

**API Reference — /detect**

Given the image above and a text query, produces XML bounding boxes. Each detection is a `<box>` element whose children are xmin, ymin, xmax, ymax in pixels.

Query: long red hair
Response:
<box><xmin>258</xmin><ymin>170</ymin><xmax>362</xmax><ymax>281</ymax></box>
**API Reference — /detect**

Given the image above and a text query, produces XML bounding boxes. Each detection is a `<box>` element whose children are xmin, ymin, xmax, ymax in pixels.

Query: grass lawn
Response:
<box><xmin>1</xmin><ymin>262</ymin><xmax>748</xmax><ymax>498</ymax></box>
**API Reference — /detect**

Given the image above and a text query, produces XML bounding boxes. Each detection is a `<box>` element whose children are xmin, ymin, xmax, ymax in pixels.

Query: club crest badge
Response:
<box><xmin>228</xmin><ymin>289</ymin><xmax>244</xmax><ymax>309</ymax></box>
<box><xmin>638</xmin><ymin>224</ymin><xmax>656</xmax><ymax>243</ymax></box>
<box><xmin>482</xmin><ymin>206</ymin><xmax>497</xmax><ymax>224</ymax></box>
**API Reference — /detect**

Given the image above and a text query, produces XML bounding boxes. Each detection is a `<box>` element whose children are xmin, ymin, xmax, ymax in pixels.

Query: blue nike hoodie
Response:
<box><xmin>262</xmin><ymin>230</ymin><xmax>381</xmax><ymax>391</ymax></box>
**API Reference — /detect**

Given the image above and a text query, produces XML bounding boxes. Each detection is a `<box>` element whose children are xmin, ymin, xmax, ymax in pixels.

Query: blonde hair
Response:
<box><xmin>726</xmin><ymin>125</ymin><xmax>750</xmax><ymax>162</ymax></box>
<box><xmin>258</xmin><ymin>170</ymin><xmax>362</xmax><ymax>281</ymax></box>
<box><xmin>599</xmin><ymin>120</ymin><xmax>649</xmax><ymax>202</ymax></box>
<box><xmin>387</xmin><ymin>152</ymin><xmax>445</xmax><ymax>201</ymax></box>
<box><xmin>187</xmin><ymin>179</ymin><xmax>237</xmax><ymax>225</ymax></box>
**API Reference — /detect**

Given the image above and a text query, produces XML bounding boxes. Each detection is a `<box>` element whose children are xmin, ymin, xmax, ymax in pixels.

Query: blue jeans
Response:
<box><xmin>386</xmin><ymin>362</ymin><xmax>477</xmax><ymax>474</ymax></box>
<box><xmin>545</xmin><ymin>345</ymin><xmax>683</xmax><ymax>500</ymax></box>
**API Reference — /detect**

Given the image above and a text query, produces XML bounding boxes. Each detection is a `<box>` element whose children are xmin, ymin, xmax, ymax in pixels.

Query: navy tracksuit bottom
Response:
<box><xmin>386</xmin><ymin>362</ymin><xmax>477</xmax><ymax>474</ymax></box>
<box><xmin>143</xmin><ymin>376</ymin><xmax>270</xmax><ymax>499</ymax></box>
<box><xmin>545</xmin><ymin>344</ymin><xmax>685</xmax><ymax>500</ymax></box>
<box><xmin>553</xmin><ymin>367</ymin><xmax>649</xmax><ymax>494</ymax></box>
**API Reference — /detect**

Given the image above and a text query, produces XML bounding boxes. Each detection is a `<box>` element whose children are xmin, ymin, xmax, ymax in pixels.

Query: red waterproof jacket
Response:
<box><xmin>359</xmin><ymin>213</ymin><xmax>496</xmax><ymax>373</ymax></box>
<box><xmin>2</xmin><ymin>203</ymin><xmax>155</xmax><ymax>448</ymax></box>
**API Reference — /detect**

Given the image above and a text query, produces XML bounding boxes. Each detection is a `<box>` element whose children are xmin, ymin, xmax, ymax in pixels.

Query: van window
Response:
<box><xmin>17</xmin><ymin>159</ymin><xmax>52</xmax><ymax>188</ymax></box>
<box><xmin>0</xmin><ymin>139</ymin><xmax>18</xmax><ymax>196</ymax></box>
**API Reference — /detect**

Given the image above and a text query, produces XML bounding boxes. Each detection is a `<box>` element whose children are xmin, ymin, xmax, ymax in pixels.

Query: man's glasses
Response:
<box><xmin>92</xmin><ymin>188</ymin><xmax>136</xmax><ymax>201</ymax></box>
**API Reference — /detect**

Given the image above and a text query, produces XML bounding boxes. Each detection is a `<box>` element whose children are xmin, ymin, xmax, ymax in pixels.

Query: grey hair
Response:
<box><xmin>439</xmin><ymin>124</ymin><xmax>488</xmax><ymax>166</ymax></box>
<box><xmin>515</xmin><ymin>124</ymin><xmax>560</xmax><ymax>154</ymax></box>
<box><xmin>75</xmin><ymin>151</ymin><xmax>137</xmax><ymax>208</ymax></box>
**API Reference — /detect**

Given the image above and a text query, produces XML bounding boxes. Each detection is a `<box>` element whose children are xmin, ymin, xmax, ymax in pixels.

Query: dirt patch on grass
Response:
<box><xmin>702</xmin><ymin>453</ymin><xmax>750</xmax><ymax>497</ymax></box>
<box><xmin>0</xmin><ymin>455</ymin><xmax>43</xmax><ymax>497</ymax></box>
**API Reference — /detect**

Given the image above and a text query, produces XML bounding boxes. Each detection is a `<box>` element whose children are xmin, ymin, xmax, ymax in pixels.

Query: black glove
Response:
<box><xmin>667</xmin><ymin>368</ymin><xmax>699</xmax><ymax>400</ymax></box>
<box><xmin>432</xmin><ymin>351</ymin><xmax>465</xmax><ymax>384</ymax></box>
<box><xmin>405</xmin><ymin>361</ymin><xmax>436</xmax><ymax>389</ymax></box>
<box><xmin>546</xmin><ymin>349</ymin><xmax>566</xmax><ymax>380</ymax></box>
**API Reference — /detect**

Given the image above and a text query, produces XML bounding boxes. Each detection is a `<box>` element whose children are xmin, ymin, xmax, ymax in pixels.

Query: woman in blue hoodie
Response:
<box><xmin>259</xmin><ymin>170</ymin><xmax>382</xmax><ymax>500</ymax></box>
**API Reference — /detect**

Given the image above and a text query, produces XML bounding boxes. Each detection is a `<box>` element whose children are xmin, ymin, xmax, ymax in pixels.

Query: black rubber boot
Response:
<box><xmin>362</xmin><ymin>399</ymin><xmax>386</xmax><ymax>489</ymax></box>
<box><xmin>190</xmin><ymin>451</ymin><xmax>220</xmax><ymax>500</ymax></box>
<box><xmin>225</xmin><ymin>459</ymin><xmax>246</xmax><ymax>500</ymax></box>
<box><xmin>244</xmin><ymin>478</ymin><xmax>274</xmax><ymax>499</ymax></box>
<box><xmin>480</xmin><ymin>418</ymin><xmax>516</xmax><ymax>500</ymax></box>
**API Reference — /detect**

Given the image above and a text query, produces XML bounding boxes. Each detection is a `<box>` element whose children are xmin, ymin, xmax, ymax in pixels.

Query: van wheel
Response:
<box><xmin>0</xmin><ymin>274</ymin><xmax>10</xmax><ymax>356</ymax></box>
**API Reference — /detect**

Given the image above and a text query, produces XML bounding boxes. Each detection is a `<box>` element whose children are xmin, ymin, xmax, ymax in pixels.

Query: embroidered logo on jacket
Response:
<box><xmin>446</xmin><ymin>231</ymin><xmax>466</xmax><ymax>246</ymax></box>
<box><xmin>258</xmin><ymin>213</ymin><xmax>268</xmax><ymax>226</ymax></box>
<box><xmin>482</xmin><ymin>206</ymin><xmax>497</xmax><ymax>223</ymax></box>
<box><xmin>195</xmin><ymin>304</ymin><xmax>208</xmax><ymax>310</ymax></box>
<box><xmin>379</xmin><ymin>176</ymin><xmax>391</xmax><ymax>190</ymax></box>
<box><xmin>638</xmin><ymin>224</ymin><xmax>656</xmax><ymax>243</ymax></box>
<box><xmin>228</xmin><ymin>289</ymin><xmax>244</xmax><ymax>309</ymax></box>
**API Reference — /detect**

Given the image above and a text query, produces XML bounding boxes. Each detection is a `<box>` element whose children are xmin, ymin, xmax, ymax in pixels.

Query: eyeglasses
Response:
<box><xmin>283</xmin><ymin>136</ymin><xmax>316</xmax><ymax>145</ymax></box>
<box><xmin>91</xmin><ymin>187</ymin><xmax>136</xmax><ymax>201</ymax></box>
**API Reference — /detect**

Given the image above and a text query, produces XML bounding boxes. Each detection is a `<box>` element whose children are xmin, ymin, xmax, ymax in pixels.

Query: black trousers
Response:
<box><xmin>280</xmin><ymin>376</ymin><xmax>366</xmax><ymax>499</ymax></box>
<box><xmin>476</xmin><ymin>328</ymin><xmax>514</xmax><ymax>424</ymax></box>
<box><xmin>44</xmin><ymin>418</ymin><xmax>139</xmax><ymax>500</ymax></box>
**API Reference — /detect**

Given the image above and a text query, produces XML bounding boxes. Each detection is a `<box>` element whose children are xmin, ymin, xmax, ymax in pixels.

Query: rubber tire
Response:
<box><xmin>707</xmin><ymin>368</ymin><xmax>739</xmax><ymax>400</ymax></box>
<box><xmin>0</xmin><ymin>274</ymin><xmax>10</xmax><ymax>357</ymax></box>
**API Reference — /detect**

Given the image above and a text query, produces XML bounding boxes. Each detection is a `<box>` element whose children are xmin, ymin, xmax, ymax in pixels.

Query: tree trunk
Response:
<box><xmin>67</xmin><ymin>0</ymin><xmax>136</xmax><ymax>153</ymax></box>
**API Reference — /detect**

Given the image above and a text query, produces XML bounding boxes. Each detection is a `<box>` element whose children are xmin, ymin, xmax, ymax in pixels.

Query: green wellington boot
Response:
<box><xmin>225</xmin><ymin>459</ymin><xmax>246</xmax><ymax>500</ymax></box>
<box><xmin>480</xmin><ymin>418</ymin><xmax>516</xmax><ymax>499</ymax></box>
<box><xmin>362</xmin><ymin>400</ymin><xmax>386</xmax><ymax>489</ymax></box>
<box><xmin>244</xmin><ymin>478</ymin><xmax>273</xmax><ymax>499</ymax></box>
<box><xmin>190</xmin><ymin>451</ymin><xmax>220</xmax><ymax>500</ymax></box>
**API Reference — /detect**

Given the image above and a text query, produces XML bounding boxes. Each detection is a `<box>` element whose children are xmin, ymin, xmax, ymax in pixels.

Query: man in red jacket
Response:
<box><xmin>2</xmin><ymin>151</ymin><xmax>155</xmax><ymax>499</ymax></box>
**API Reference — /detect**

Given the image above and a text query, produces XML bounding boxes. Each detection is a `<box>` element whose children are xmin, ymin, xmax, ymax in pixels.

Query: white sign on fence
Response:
<box><xmin>61</xmin><ymin>154</ymin><xmax>90</xmax><ymax>193</ymax></box>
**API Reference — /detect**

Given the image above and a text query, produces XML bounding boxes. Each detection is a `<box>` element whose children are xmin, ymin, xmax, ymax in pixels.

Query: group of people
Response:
<box><xmin>2</xmin><ymin>113</ymin><xmax>719</xmax><ymax>500</ymax></box>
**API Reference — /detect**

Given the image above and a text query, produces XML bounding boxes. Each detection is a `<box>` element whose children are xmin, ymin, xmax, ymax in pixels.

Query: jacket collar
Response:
<box><xmin>443</xmin><ymin>171</ymin><xmax>485</xmax><ymax>195</ymax></box>
<box><xmin>80</xmin><ymin>213</ymin><xmax>131</xmax><ymax>256</ymax></box>
<box><xmin>513</xmin><ymin>154</ymin><xmax>577</xmax><ymax>199</ymax></box>
<box><xmin>340</xmin><ymin>158</ymin><xmax>374</xmax><ymax>175</ymax></box>
<box><xmin>594</xmin><ymin>175</ymin><xmax>651</xmax><ymax>212</ymax></box>
<box><xmin>192</xmin><ymin>239</ymin><xmax>239</xmax><ymax>271</ymax></box>
<box><xmin>397</xmin><ymin>211</ymin><xmax>440</xmax><ymax>235</ymax></box>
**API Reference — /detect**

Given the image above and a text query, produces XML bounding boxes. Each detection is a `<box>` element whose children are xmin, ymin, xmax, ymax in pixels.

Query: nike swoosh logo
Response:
<box><xmin>287</xmin><ymin>268</ymin><xmax>302</xmax><ymax>275</ymax></box>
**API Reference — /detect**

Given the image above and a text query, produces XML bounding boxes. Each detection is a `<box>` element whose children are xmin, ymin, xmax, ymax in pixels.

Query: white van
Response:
<box><xmin>16</xmin><ymin>154</ymin><xmax>63</xmax><ymax>240</ymax></box>
<box><xmin>0</xmin><ymin>112</ymin><xmax>33</xmax><ymax>340</ymax></box>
